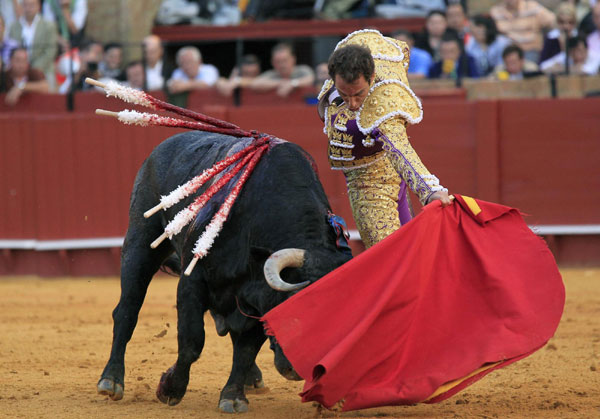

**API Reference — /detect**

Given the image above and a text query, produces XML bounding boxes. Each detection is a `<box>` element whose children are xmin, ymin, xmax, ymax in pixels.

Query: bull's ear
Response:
<box><xmin>250</xmin><ymin>246</ymin><xmax>273</xmax><ymax>263</ymax></box>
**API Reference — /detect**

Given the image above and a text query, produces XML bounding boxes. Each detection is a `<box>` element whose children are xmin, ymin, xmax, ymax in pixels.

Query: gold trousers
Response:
<box><xmin>344</xmin><ymin>155</ymin><xmax>413</xmax><ymax>248</ymax></box>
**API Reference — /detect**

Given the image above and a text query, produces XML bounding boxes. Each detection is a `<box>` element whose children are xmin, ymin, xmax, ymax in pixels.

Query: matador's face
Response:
<box><xmin>334</xmin><ymin>74</ymin><xmax>374</xmax><ymax>112</ymax></box>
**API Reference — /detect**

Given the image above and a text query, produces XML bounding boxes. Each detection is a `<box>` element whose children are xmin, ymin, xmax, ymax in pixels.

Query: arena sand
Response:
<box><xmin>0</xmin><ymin>268</ymin><xmax>598</xmax><ymax>419</ymax></box>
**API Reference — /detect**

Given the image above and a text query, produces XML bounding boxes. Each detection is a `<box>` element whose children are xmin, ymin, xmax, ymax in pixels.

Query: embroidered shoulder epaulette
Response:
<box><xmin>357</xmin><ymin>80</ymin><xmax>423</xmax><ymax>135</ymax></box>
<box><xmin>328</xmin><ymin>29</ymin><xmax>423</xmax><ymax>134</ymax></box>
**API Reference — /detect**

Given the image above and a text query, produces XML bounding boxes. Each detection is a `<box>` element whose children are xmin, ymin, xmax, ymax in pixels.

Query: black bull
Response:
<box><xmin>97</xmin><ymin>131</ymin><xmax>352</xmax><ymax>412</ymax></box>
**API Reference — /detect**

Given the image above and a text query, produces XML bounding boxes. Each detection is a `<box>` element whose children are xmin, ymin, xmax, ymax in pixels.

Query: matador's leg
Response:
<box><xmin>344</xmin><ymin>157</ymin><xmax>408</xmax><ymax>248</ymax></box>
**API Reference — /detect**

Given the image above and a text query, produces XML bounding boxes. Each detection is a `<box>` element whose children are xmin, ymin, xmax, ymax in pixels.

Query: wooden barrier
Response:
<box><xmin>1</xmin><ymin>92</ymin><xmax>599</xmax><ymax>275</ymax></box>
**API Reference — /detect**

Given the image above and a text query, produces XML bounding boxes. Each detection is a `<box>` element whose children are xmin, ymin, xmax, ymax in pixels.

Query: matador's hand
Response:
<box><xmin>427</xmin><ymin>191</ymin><xmax>454</xmax><ymax>207</ymax></box>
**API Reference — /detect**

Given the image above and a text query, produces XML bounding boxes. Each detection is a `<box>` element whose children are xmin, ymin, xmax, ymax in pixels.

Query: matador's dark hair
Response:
<box><xmin>327</xmin><ymin>44</ymin><xmax>375</xmax><ymax>83</ymax></box>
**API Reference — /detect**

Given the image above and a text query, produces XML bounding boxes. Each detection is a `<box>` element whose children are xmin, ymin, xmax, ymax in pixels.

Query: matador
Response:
<box><xmin>318</xmin><ymin>29</ymin><xmax>451</xmax><ymax>248</ymax></box>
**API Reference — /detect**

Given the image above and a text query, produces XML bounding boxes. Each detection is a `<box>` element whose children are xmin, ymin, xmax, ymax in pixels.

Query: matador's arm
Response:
<box><xmin>374</xmin><ymin>118</ymin><xmax>447</xmax><ymax>206</ymax></box>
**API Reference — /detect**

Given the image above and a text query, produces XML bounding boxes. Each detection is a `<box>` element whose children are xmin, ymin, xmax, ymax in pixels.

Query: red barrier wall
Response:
<box><xmin>1</xmin><ymin>92</ymin><xmax>599</xmax><ymax>275</ymax></box>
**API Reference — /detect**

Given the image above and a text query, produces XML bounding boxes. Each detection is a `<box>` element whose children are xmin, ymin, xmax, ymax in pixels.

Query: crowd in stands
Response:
<box><xmin>1</xmin><ymin>0</ymin><xmax>600</xmax><ymax>107</ymax></box>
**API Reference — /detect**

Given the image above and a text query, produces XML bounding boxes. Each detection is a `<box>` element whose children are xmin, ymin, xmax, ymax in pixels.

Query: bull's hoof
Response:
<box><xmin>219</xmin><ymin>398</ymin><xmax>249</xmax><ymax>413</ymax></box>
<box><xmin>282</xmin><ymin>369</ymin><xmax>303</xmax><ymax>381</ymax></box>
<box><xmin>244</xmin><ymin>379</ymin><xmax>269</xmax><ymax>395</ymax></box>
<box><xmin>97</xmin><ymin>378</ymin><xmax>124</xmax><ymax>401</ymax></box>
<box><xmin>157</xmin><ymin>393</ymin><xmax>182</xmax><ymax>406</ymax></box>
<box><xmin>156</xmin><ymin>366</ymin><xmax>183</xmax><ymax>406</ymax></box>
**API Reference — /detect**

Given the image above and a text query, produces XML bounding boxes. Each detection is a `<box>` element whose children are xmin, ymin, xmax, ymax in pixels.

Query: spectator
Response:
<box><xmin>490</xmin><ymin>0</ymin><xmax>556</xmax><ymax>63</ymax></box>
<box><xmin>124</xmin><ymin>60</ymin><xmax>145</xmax><ymax>90</ymax></box>
<box><xmin>73</xmin><ymin>38</ymin><xmax>102</xmax><ymax>90</ymax></box>
<box><xmin>446</xmin><ymin>1</ymin><xmax>470</xmax><ymax>43</ymax></box>
<box><xmin>414</xmin><ymin>10</ymin><xmax>458</xmax><ymax>61</ymax></box>
<box><xmin>586</xmin><ymin>2</ymin><xmax>600</xmax><ymax>56</ymax></box>
<box><xmin>142</xmin><ymin>34</ymin><xmax>174</xmax><ymax>91</ymax></box>
<box><xmin>466</xmin><ymin>14</ymin><xmax>512</xmax><ymax>76</ymax></box>
<box><xmin>167</xmin><ymin>46</ymin><xmax>219</xmax><ymax>94</ymax></box>
<box><xmin>1</xmin><ymin>14</ymin><xmax>18</xmax><ymax>64</ymax></box>
<box><xmin>215</xmin><ymin>53</ymin><xmax>261</xmax><ymax>97</ymax></box>
<box><xmin>572</xmin><ymin>0</ymin><xmax>592</xmax><ymax>30</ymax></box>
<box><xmin>250</xmin><ymin>42</ymin><xmax>315</xmax><ymax>97</ymax></box>
<box><xmin>314</xmin><ymin>61</ymin><xmax>329</xmax><ymax>88</ymax></box>
<box><xmin>42</xmin><ymin>0</ymin><xmax>87</xmax><ymax>48</ymax></box>
<box><xmin>392</xmin><ymin>29</ymin><xmax>433</xmax><ymax>80</ymax></box>
<box><xmin>1</xmin><ymin>46</ymin><xmax>49</xmax><ymax>106</ymax></box>
<box><xmin>98</xmin><ymin>42</ymin><xmax>124</xmax><ymax>81</ymax></box>
<box><xmin>8</xmin><ymin>0</ymin><xmax>58</xmax><ymax>88</ymax></box>
<box><xmin>541</xmin><ymin>35</ymin><xmax>600</xmax><ymax>75</ymax></box>
<box><xmin>54</xmin><ymin>47</ymin><xmax>80</xmax><ymax>93</ymax></box>
<box><xmin>316</xmin><ymin>0</ymin><xmax>374</xmax><ymax>20</ymax></box>
<box><xmin>493</xmin><ymin>44</ymin><xmax>541</xmax><ymax>80</ymax></box>
<box><xmin>540</xmin><ymin>2</ymin><xmax>578</xmax><ymax>64</ymax></box>
<box><xmin>155</xmin><ymin>0</ymin><xmax>200</xmax><ymax>25</ymax></box>
<box><xmin>374</xmin><ymin>0</ymin><xmax>446</xmax><ymax>18</ymax></box>
<box><xmin>428</xmin><ymin>33</ymin><xmax>481</xmax><ymax>79</ymax></box>
<box><xmin>244</xmin><ymin>0</ymin><xmax>314</xmax><ymax>21</ymax></box>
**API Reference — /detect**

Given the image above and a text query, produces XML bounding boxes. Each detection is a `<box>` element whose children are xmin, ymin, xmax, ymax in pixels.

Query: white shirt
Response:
<box><xmin>145</xmin><ymin>60</ymin><xmax>164</xmax><ymax>91</ymax></box>
<box><xmin>42</xmin><ymin>0</ymin><xmax>88</xmax><ymax>31</ymax></box>
<box><xmin>587</xmin><ymin>31</ymin><xmax>600</xmax><ymax>57</ymax></box>
<box><xmin>169</xmin><ymin>64</ymin><xmax>219</xmax><ymax>86</ymax></box>
<box><xmin>540</xmin><ymin>51</ymin><xmax>600</xmax><ymax>75</ymax></box>
<box><xmin>19</xmin><ymin>14</ymin><xmax>40</xmax><ymax>52</ymax></box>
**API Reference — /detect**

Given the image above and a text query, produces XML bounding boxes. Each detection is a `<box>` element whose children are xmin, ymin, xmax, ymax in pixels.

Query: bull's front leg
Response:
<box><xmin>219</xmin><ymin>323</ymin><xmax>267</xmax><ymax>413</ymax></box>
<box><xmin>98</xmin><ymin>236</ymin><xmax>172</xmax><ymax>401</ymax></box>
<box><xmin>156</xmin><ymin>274</ymin><xmax>208</xmax><ymax>406</ymax></box>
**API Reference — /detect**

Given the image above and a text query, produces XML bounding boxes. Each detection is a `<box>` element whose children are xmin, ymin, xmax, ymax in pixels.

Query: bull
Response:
<box><xmin>96</xmin><ymin>131</ymin><xmax>352</xmax><ymax>413</ymax></box>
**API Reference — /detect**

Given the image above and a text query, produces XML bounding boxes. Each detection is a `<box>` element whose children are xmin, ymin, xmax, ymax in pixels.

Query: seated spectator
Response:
<box><xmin>374</xmin><ymin>0</ymin><xmax>446</xmax><ymax>18</ymax></box>
<box><xmin>446</xmin><ymin>1</ymin><xmax>470</xmax><ymax>43</ymax></box>
<box><xmin>98</xmin><ymin>42</ymin><xmax>124</xmax><ymax>81</ymax></box>
<box><xmin>540</xmin><ymin>2</ymin><xmax>578</xmax><ymax>64</ymax></box>
<box><xmin>466</xmin><ymin>14</ymin><xmax>512</xmax><ymax>76</ymax></box>
<box><xmin>570</xmin><ymin>0</ymin><xmax>591</xmax><ymax>25</ymax></box>
<box><xmin>215</xmin><ymin>53</ymin><xmax>261</xmax><ymax>97</ymax></box>
<box><xmin>414</xmin><ymin>10</ymin><xmax>458</xmax><ymax>61</ymax></box>
<box><xmin>42</xmin><ymin>0</ymin><xmax>87</xmax><ymax>48</ymax></box>
<box><xmin>73</xmin><ymin>38</ymin><xmax>102</xmax><ymax>90</ymax></box>
<box><xmin>1</xmin><ymin>46</ymin><xmax>49</xmax><ymax>106</ymax></box>
<box><xmin>577</xmin><ymin>0</ymin><xmax>598</xmax><ymax>36</ymax></box>
<box><xmin>167</xmin><ymin>46</ymin><xmax>219</xmax><ymax>94</ymax></box>
<box><xmin>250</xmin><ymin>42</ymin><xmax>315</xmax><ymax>97</ymax></box>
<box><xmin>490</xmin><ymin>0</ymin><xmax>556</xmax><ymax>63</ymax></box>
<box><xmin>54</xmin><ymin>47</ymin><xmax>80</xmax><ymax>93</ymax></box>
<box><xmin>243</xmin><ymin>0</ymin><xmax>314</xmax><ymax>21</ymax></box>
<box><xmin>124</xmin><ymin>60</ymin><xmax>144</xmax><ymax>90</ymax></box>
<box><xmin>8</xmin><ymin>0</ymin><xmax>57</xmax><ymax>89</ymax></box>
<box><xmin>586</xmin><ymin>2</ymin><xmax>600</xmax><ymax>57</ymax></box>
<box><xmin>428</xmin><ymin>33</ymin><xmax>481</xmax><ymax>79</ymax></box>
<box><xmin>314</xmin><ymin>61</ymin><xmax>329</xmax><ymax>88</ymax></box>
<box><xmin>493</xmin><ymin>44</ymin><xmax>542</xmax><ymax>80</ymax></box>
<box><xmin>155</xmin><ymin>0</ymin><xmax>200</xmax><ymax>25</ymax></box>
<box><xmin>142</xmin><ymin>34</ymin><xmax>174</xmax><ymax>91</ymax></box>
<box><xmin>0</xmin><ymin>14</ymin><xmax>18</xmax><ymax>64</ymax></box>
<box><xmin>315</xmin><ymin>0</ymin><xmax>374</xmax><ymax>20</ymax></box>
<box><xmin>392</xmin><ymin>29</ymin><xmax>433</xmax><ymax>80</ymax></box>
<box><xmin>541</xmin><ymin>35</ymin><xmax>600</xmax><ymax>75</ymax></box>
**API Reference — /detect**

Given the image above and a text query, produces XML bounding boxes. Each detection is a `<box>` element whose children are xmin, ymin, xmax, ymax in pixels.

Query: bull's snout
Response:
<box><xmin>270</xmin><ymin>338</ymin><xmax>302</xmax><ymax>381</ymax></box>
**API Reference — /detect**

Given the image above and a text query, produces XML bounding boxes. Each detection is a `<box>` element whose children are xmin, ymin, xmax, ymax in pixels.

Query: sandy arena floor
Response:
<box><xmin>0</xmin><ymin>268</ymin><xmax>599</xmax><ymax>418</ymax></box>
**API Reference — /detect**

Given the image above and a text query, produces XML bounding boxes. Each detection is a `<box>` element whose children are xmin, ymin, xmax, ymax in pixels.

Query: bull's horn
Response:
<box><xmin>264</xmin><ymin>249</ymin><xmax>309</xmax><ymax>292</ymax></box>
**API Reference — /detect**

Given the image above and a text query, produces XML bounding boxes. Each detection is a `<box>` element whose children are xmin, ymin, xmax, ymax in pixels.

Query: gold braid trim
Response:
<box><xmin>377</xmin><ymin>118</ymin><xmax>443</xmax><ymax>206</ymax></box>
<box><xmin>357</xmin><ymin>80</ymin><xmax>423</xmax><ymax>133</ymax></box>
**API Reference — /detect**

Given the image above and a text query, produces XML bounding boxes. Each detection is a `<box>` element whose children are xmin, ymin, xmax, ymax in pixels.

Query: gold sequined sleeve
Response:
<box><xmin>375</xmin><ymin>118</ymin><xmax>447</xmax><ymax>205</ymax></box>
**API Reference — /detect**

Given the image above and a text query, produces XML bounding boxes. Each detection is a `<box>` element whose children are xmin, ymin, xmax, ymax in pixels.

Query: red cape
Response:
<box><xmin>262</xmin><ymin>195</ymin><xmax>564</xmax><ymax>411</ymax></box>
